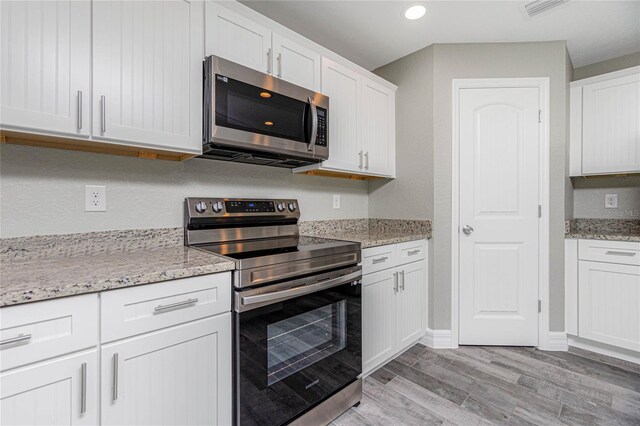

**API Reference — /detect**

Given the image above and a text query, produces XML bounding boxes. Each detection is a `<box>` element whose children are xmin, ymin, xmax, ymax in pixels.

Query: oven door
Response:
<box><xmin>234</xmin><ymin>268</ymin><xmax>362</xmax><ymax>426</ymax></box>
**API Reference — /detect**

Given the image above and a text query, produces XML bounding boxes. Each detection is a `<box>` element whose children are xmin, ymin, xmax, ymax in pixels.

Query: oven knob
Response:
<box><xmin>288</xmin><ymin>202</ymin><xmax>297</xmax><ymax>212</ymax></box>
<box><xmin>212</xmin><ymin>201</ymin><xmax>224</xmax><ymax>213</ymax></box>
<box><xmin>276</xmin><ymin>202</ymin><xmax>286</xmax><ymax>212</ymax></box>
<box><xmin>195</xmin><ymin>201</ymin><xmax>207</xmax><ymax>213</ymax></box>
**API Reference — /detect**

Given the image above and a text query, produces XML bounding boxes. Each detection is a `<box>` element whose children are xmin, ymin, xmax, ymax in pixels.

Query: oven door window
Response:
<box><xmin>237</xmin><ymin>281</ymin><xmax>361</xmax><ymax>426</ymax></box>
<box><xmin>215</xmin><ymin>75</ymin><xmax>311</xmax><ymax>143</ymax></box>
<box><xmin>267</xmin><ymin>300</ymin><xmax>346</xmax><ymax>386</ymax></box>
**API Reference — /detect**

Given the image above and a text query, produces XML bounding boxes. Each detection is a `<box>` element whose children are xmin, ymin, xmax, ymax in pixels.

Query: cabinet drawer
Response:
<box><xmin>362</xmin><ymin>244</ymin><xmax>397</xmax><ymax>275</ymax></box>
<box><xmin>578</xmin><ymin>240</ymin><xmax>640</xmax><ymax>266</ymax></box>
<box><xmin>101</xmin><ymin>273</ymin><xmax>231</xmax><ymax>343</ymax></box>
<box><xmin>0</xmin><ymin>294</ymin><xmax>98</xmax><ymax>372</ymax></box>
<box><xmin>396</xmin><ymin>240</ymin><xmax>426</xmax><ymax>266</ymax></box>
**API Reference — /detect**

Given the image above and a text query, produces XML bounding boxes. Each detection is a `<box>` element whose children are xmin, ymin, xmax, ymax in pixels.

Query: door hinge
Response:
<box><xmin>538</xmin><ymin>109</ymin><xmax>542</xmax><ymax>123</ymax></box>
<box><xmin>538</xmin><ymin>299</ymin><xmax>542</xmax><ymax>313</ymax></box>
<box><xmin>538</xmin><ymin>205</ymin><xmax>542</xmax><ymax>218</ymax></box>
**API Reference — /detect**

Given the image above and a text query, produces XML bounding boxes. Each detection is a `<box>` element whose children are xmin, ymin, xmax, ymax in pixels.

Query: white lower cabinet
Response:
<box><xmin>0</xmin><ymin>272</ymin><xmax>233</xmax><ymax>426</ymax></box>
<box><xmin>101</xmin><ymin>315</ymin><xmax>232</xmax><ymax>426</ymax></box>
<box><xmin>565</xmin><ymin>238</ymin><xmax>640</xmax><ymax>356</ymax></box>
<box><xmin>1</xmin><ymin>350</ymin><xmax>98</xmax><ymax>426</ymax></box>
<box><xmin>362</xmin><ymin>240</ymin><xmax>427</xmax><ymax>374</ymax></box>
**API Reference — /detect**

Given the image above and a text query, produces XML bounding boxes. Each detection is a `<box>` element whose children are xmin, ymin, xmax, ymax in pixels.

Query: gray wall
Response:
<box><xmin>372</xmin><ymin>45</ymin><xmax>435</xmax><ymax>326</ymax></box>
<box><xmin>573</xmin><ymin>176</ymin><xmax>640</xmax><ymax>219</ymax></box>
<box><xmin>0</xmin><ymin>144</ymin><xmax>369</xmax><ymax>238</ymax></box>
<box><xmin>573</xmin><ymin>51</ymin><xmax>640</xmax><ymax>81</ymax></box>
<box><xmin>373</xmin><ymin>41</ymin><xmax>571</xmax><ymax>332</ymax></box>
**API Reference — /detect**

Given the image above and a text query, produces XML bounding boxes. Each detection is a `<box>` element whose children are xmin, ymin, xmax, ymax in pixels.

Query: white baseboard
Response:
<box><xmin>568</xmin><ymin>335</ymin><xmax>640</xmax><ymax>364</ymax></box>
<box><xmin>420</xmin><ymin>329</ymin><xmax>455</xmax><ymax>349</ymax></box>
<box><xmin>542</xmin><ymin>332</ymin><xmax>568</xmax><ymax>351</ymax></box>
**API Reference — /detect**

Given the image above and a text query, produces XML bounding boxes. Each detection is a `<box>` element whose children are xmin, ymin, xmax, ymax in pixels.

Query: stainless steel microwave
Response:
<box><xmin>202</xmin><ymin>55</ymin><xmax>329</xmax><ymax>168</ymax></box>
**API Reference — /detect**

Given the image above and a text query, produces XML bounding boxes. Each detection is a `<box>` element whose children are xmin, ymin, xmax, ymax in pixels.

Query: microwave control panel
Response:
<box><xmin>316</xmin><ymin>108</ymin><xmax>327</xmax><ymax>147</ymax></box>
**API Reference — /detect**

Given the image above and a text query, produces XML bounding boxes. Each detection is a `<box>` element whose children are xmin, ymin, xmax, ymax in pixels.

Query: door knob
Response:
<box><xmin>462</xmin><ymin>225</ymin><xmax>474</xmax><ymax>235</ymax></box>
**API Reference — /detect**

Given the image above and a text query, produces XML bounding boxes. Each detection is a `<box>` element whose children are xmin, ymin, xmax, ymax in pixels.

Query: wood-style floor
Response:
<box><xmin>333</xmin><ymin>344</ymin><xmax>640</xmax><ymax>425</ymax></box>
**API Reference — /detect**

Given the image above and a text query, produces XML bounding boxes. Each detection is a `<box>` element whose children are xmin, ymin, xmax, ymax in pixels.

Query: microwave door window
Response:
<box><xmin>215</xmin><ymin>76</ymin><xmax>307</xmax><ymax>143</ymax></box>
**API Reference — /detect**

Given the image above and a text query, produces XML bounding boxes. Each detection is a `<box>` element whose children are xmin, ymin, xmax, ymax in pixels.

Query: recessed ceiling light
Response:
<box><xmin>403</xmin><ymin>3</ymin><xmax>426</xmax><ymax>20</ymax></box>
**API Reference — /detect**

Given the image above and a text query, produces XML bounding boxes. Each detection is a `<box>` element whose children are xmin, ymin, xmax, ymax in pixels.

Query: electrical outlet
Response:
<box><xmin>85</xmin><ymin>185</ymin><xmax>106</xmax><ymax>212</ymax></box>
<box><xmin>333</xmin><ymin>194</ymin><xmax>341</xmax><ymax>209</ymax></box>
<box><xmin>605</xmin><ymin>193</ymin><xmax>618</xmax><ymax>209</ymax></box>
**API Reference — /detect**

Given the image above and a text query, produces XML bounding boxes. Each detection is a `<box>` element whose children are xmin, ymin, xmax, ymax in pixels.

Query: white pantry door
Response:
<box><xmin>458</xmin><ymin>86</ymin><xmax>540</xmax><ymax>346</ymax></box>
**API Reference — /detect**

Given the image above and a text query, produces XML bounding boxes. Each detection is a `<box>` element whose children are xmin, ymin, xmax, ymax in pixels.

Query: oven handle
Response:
<box><xmin>239</xmin><ymin>270</ymin><xmax>361</xmax><ymax>309</ymax></box>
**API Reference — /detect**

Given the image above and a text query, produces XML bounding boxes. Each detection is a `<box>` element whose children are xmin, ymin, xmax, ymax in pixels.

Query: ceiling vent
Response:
<box><xmin>523</xmin><ymin>0</ymin><xmax>569</xmax><ymax>17</ymax></box>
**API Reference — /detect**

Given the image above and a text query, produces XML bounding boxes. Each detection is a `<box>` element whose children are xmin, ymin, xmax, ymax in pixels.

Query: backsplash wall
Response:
<box><xmin>0</xmin><ymin>144</ymin><xmax>369</xmax><ymax>238</ymax></box>
<box><xmin>573</xmin><ymin>176</ymin><xmax>640</xmax><ymax>219</ymax></box>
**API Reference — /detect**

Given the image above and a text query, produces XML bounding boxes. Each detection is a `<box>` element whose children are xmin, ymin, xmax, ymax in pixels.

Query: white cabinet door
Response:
<box><xmin>396</xmin><ymin>261</ymin><xmax>426</xmax><ymax>351</ymax></box>
<box><xmin>362</xmin><ymin>269</ymin><xmax>397</xmax><ymax>374</ymax></box>
<box><xmin>1</xmin><ymin>350</ymin><xmax>98</xmax><ymax>426</ymax></box>
<box><xmin>361</xmin><ymin>77</ymin><xmax>396</xmax><ymax>177</ymax></box>
<box><xmin>92</xmin><ymin>0</ymin><xmax>202</xmax><ymax>153</ymax></box>
<box><xmin>582</xmin><ymin>72</ymin><xmax>640</xmax><ymax>174</ymax></box>
<box><xmin>0</xmin><ymin>0</ymin><xmax>90</xmax><ymax>137</ymax></box>
<box><xmin>321</xmin><ymin>58</ymin><xmax>362</xmax><ymax>172</ymax></box>
<box><xmin>272</xmin><ymin>33</ymin><xmax>321</xmax><ymax>92</ymax></box>
<box><xmin>578</xmin><ymin>261</ymin><xmax>640</xmax><ymax>351</ymax></box>
<box><xmin>101</xmin><ymin>315</ymin><xmax>232</xmax><ymax>426</ymax></box>
<box><xmin>205</xmin><ymin>2</ymin><xmax>272</xmax><ymax>74</ymax></box>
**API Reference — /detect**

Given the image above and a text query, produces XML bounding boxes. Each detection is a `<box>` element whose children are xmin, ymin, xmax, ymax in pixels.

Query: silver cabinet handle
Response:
<box><xmin>77</xmin><ymin>90</ymin><xmax>83</xmax><ymax>130</ymax></box>
<box><xmin>462</xmin><ymin>225</ymin><xmax>474</xmax><ymax>235</ymax></box>
<box><xmin>154</xmin><ymin>298</ymin><xmax>199</xmax><ymax>314</ymax></box>
<box><xmin>277</xmin><ymin>53</ymin><xmax>282</xmax><ymax>78</ymax></box>
<box><xmin>80</xmin><ymin>362</ymin><xmax>87</xmax><ymax>414</ymax></box>
<box><xmin>112</xmin><ymin>353</ymin><xmax>119</xmax><ymax>401</ymax></box>
<box><xmin>605</xmin><ymin>251</ymin><xmax>636</xmax><ymax>257</ymax></box>
<box><xmin>407</xmin><ymin>249</ymin><xmax>421</xmax><ymax>256</ymax></box>
<box><xmin>400</xmin><ymin>270</ymin><xmax>405</xmax><ymax>291</ymax></box>
<box><xmin>372</xmin><ymin>256</ymin><xmax>388</xmax><ymax>264</ymax></box>
<box><xmin>359</xmin><ymin>151</ymin><xmax>363</xmax><ymax>169</ymax></box>
<box><xmin>100</xmin><ymin>95</ymin><xmax>106</xmax><ymax>133</ymax></box>
<box><xmin>0</xmin><ymin>333</ymin><xmax>32</xmax><ymax>346</ymax></box>
<box><xmin>393</xmin><ymin>272</ymin><xmax>399</xmax><ymax>293</ymax></box>
<box><xmin>365</xmin><ymin>151</ymin><xmax>369</xmax><ymax>170</ymax></box>
<box><xmin>267</xmin><ymin>48</ymin><xmax>272</xmax><ymax>74</ymax></box>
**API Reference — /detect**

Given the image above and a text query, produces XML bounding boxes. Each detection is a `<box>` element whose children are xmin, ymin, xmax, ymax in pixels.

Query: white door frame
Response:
<box><xmin>451</xmin><ymin>78</ymin><xmax>551</xmax><ymax>349</ymax></box>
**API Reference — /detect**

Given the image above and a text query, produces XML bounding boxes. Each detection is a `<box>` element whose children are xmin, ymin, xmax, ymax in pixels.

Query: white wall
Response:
<box><xmin>0</xmin><ymin>144</ymin><xmax>369</xmax><ymax>238</ymax></box>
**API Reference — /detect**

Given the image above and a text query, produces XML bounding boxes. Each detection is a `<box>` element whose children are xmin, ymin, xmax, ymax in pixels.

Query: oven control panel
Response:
<box><xmin>185</xmin><ymin>197</ymin><xmax>300</xmax><ymax>218</ymax></box>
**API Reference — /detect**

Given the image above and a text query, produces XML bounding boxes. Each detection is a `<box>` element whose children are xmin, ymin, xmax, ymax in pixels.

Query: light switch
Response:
<box><xmin>604</xmin><ymin>194</ymin><xmax>618</xmax><ymax>209</ymax></box>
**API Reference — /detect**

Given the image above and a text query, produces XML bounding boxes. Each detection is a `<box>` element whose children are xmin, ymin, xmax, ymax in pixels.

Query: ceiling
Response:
<box><xmin>239</xmin><ymin>1</ymin><xmax>640</xmax><ymax>70</ymax></box>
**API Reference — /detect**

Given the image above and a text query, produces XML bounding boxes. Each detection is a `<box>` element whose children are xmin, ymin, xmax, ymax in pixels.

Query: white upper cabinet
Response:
<box><xmin>570</xmin><ymin>67</ymin><xmax>640</xmax><ymax>176</ymax></box>
<box><xmin>0</xmin><ymin>0</ymin><xmax>91</xmax><ymax>137</ymax></box>
<box><xmin>272</xmin><ymin>33</ymin><xmax>321</xmax><ymax>91</ymax></box>
<box><xmin>320</xmin><ymin>58</ymin><xmax>362</xmax><ymax>172</ymax></box>
<box><xmin>361</xmin><ymin>77</ymin><xmax>396</xmax><ymax>177</ymax></box>
<box><xmin>92</xmin><ymin>0</ymin><xmax>203</xmax><ymax>154</ymax></box>
<box><xmin>205</xmin><ymin>2</ymin><xmax>272</xmax><ymax>74</ymax></box>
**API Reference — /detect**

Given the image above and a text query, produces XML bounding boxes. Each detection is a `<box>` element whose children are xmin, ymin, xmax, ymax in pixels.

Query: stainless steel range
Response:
<box><xmin>184</xmin><ymin>198</ymin><xmax>362</xmax><ymax>426</ymax></box>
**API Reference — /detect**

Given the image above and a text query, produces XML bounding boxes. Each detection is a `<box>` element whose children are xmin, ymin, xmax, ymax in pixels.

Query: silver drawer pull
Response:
<box><xmin>407</xmin><ymin>249</ymin><xmax>421</xmax><ymax>256</ymax></box>
<box><xmin>0</xmin><ymin>333</ymin><xmax>32</xmax><ymax>346</ymax></box>
<box><xmin>112</xmin><ymin>353</ymin><xmax>118</xmax><ymax>401</ymax></box>
<box><xmin>605</xmin><ymin>251</ymin><xmax>637</xmax><ymax>257</ymax></box>
<box><xmin>154</xmin><ymin>298</ymin><xmax>199</xmax><ymax>313</ymax></box>
<box><xmin>372</xmin><ymin>256</ymin><xmax>388</xmax><ymax>264</ymax></box>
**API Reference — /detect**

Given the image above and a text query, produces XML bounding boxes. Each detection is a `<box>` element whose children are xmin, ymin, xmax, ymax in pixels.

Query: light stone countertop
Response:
<box><xmin>0</xmin><ymin>229</ymin><xmax>235</xmax><ymax>307</ymax></box>
<box><xmin>564</xmin><ymin>233</ymin><xmax>640</xmax><ymax>242</ymax></box>
<box><xmin>299</xmin><ymin>218</ymin><xmax>432</xmax><ymax>249</ymax></box>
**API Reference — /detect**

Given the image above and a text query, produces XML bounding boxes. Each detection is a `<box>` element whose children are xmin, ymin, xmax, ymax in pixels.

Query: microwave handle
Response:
<box><xmin>307</xmin><ymin>97</ymin><xmax>318</xmax><ymax>152</ymax></box>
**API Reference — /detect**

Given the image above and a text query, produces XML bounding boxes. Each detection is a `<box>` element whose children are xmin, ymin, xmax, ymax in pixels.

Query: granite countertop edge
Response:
<box><xmin>564</xmin><ymin>233</ymin><xmax>640</xmax><ymax>242</ymax></box>
<box><xmin>301</xmin><ymin>231</ymin><xmax>431</xmax><ymax>249</ymax></box>
<box><xmin>0</xmin><ymin>248</ymin><xmax>235</xmax><ymax>308</ymax></box>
